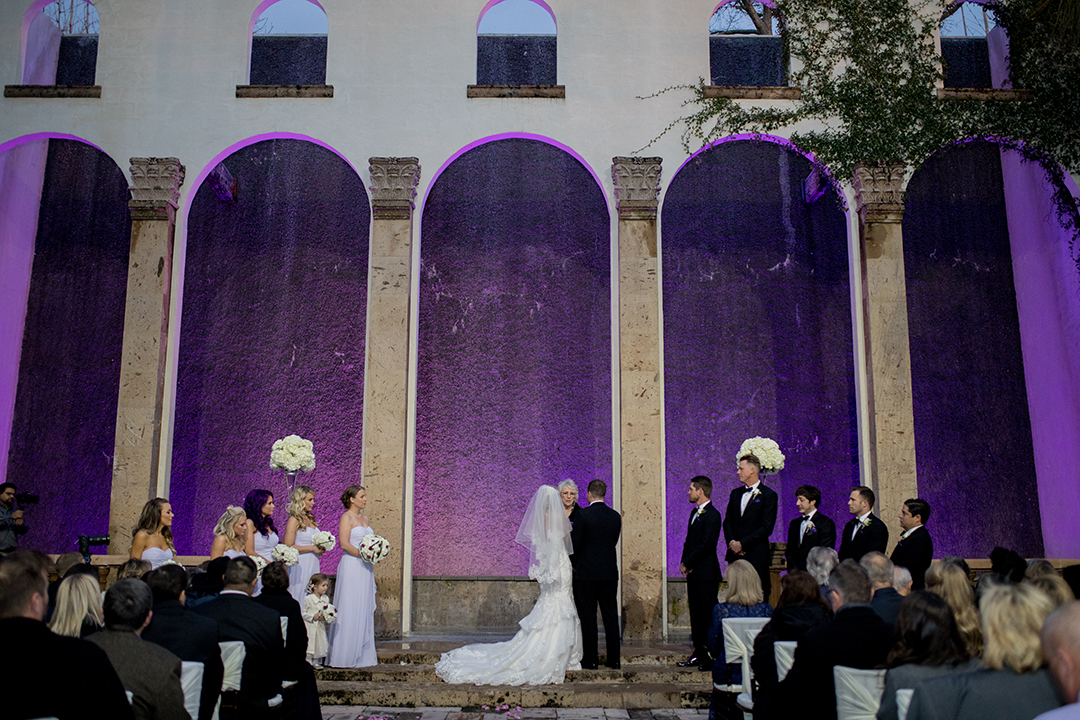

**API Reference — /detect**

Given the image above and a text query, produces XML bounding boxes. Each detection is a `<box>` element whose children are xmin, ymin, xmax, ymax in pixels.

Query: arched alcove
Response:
<box><xmin>0</xmin><ymin>135</ymin><xmax>130</xmax><ymax>551</ymax></box>
<box><xmin>476</xmin><ymin>0</ymin><xmax>557</xmax><ymax>85</ymax></box>
<box><xmin>249</xmin><ymin>0</ymin><xmax>329</xmax><ymax>85</ymax></box>
<box><xmin>661</xmin><ymin>137</ymin><xmax>854</xmax><ymax>577</ymax></box>
<box><xmin>21</xmin><ymin>0</ymin><xmax>99</xmax><ymax>85</ymax></box>
<box><xmin>414</xmin><ymin>136</ymin><xmax>611</xmax><ymax>578</ymax></box>
<box><xmin>709</xmin><ymin>0</ymin><xmax>786</xmax><ymax>87</ymax></box>
<box><xmin>171</xmin><ymin>137</ymin><xmax>369</xmax><ymax>561</ymax></box>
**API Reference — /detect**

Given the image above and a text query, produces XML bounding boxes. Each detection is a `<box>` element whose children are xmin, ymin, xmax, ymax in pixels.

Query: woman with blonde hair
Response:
<box><xmin>925</xmin><ymin>560</ymin><xmax>983</xmax><ymax>658</ymax></box>
<box><xmin>129</xmin><ymin>497</ymin><xmax>176</xmax><ymax>569</ymax></box>
<box><xmin>48</xmin><ymin>573</ymin><xmax>104</xmax><ymax>638</ymax></box>
<box><xmin>285</xmin><ymin>484</ymin><xmax>325</xmax><ymax>603</ymax></box>
<box><xmin>1025</xmin><ymin>573</ymin><xmax>1075</xmax><ymax>609</ymax></box>
<box><xmin>705</xmin><ymin>559</ymin><xmax>772</xmax><ymax>717</ymax></box>
<box><xmin>210</xmin><ymin>506</ymin><xmax>249</xmax><ymax>559</ymax></box>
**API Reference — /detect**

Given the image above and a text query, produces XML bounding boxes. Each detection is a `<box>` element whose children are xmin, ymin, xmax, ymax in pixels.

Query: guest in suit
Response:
<box><xmin>891</xmin><ymin>498</ymin><xmax>933</xmax><ymax>590</ymax></box>
<box><xmin>193</xmin><ymin>556</ymin><xmax>286</xmax><ymax>717</ymax></box>
<box><xmin>863</xmin><ymin>552</ymin><xmax>904</xmax><ymax>626</ymax></box>
<box><xmin>1037</xmin><ymin>601</ymin><xmax>1080</xmax><ymax>719</ymax></box>
<box><xmin>255</xmin><ymin>561</ymin><xmax>321</xmax><ymax>720</ymax></box>
<box><xmin>778</xmin><ymin>559</ymin><xmax>894</xmax><ymax>720</ymax></box>
<box><xmin>143</xmin><ymin>564</ymin><xmax>224</xmax><ymax>720</ymax></box>
<box><xmin>0</xmin><ymin>549</ymin><xmax>135</xmax><ymax>720</ymax></box>
<box><xmin>723</xmin><ymin>454</ymin><xmax>778</xmax><ymax>598</ymax></box>
<box><xmin>838</xmin><ymin>487</ymin><xmax>888</xmax><ymax>563</ymax></box>
<box><xmin>894</xmin><ymin>565</ymin><xmax>914</xmax><ymax>596</ymax></box>
<box><xmin>678</xmin><ymin>475</ymin><xmax>722</xmax><ymax>669</ymax></box>
<box><xmin>570</xmin><ymin>479</ymin><xmax>622</xmax><ymax>670</ymax></box>
<box><xmin>877</xmin><ymin>591</ymin><xmax>973</xmax><ymax>720</ymax></box>
<box><xmin>786</xmin><ymin>484</ymin><xmax>836</xmax><ymax>572</ymax></box>
<box><xmin>908</xmin><ymin>583</ymin><xmax>1063</xmax><ymax>720</ymax></box>
<box><xmin>559</xmin><ymin>479</ymin><xmax>582</xmax><ymax>524</ymax></box>
<box><xmin>88</xmin><ymin>578</ymin><xmax>189</xmax><ymax>720</ymax></box>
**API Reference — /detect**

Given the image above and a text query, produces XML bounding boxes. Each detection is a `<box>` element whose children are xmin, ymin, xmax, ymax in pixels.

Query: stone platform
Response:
<box><xmin>317</xmin><ymin>640</ymin><xmax>711</xmax><ymax>709</ymax></box>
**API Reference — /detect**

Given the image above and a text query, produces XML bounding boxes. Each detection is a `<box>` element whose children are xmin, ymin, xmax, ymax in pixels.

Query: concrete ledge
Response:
<box><xmin>703</xmin><ymin>85</ymin><xmax>801</xmax><ymax>100</ymax></box>
<box><xmin>236</xmin><ymin>84</ymin><xmax>334</xmax><ymax>98</ymax></box>
<box><xmin>936</xmin><ymin>87</ymin><xmax>1034</xmax><ymax>100</ymax></box>
<box><xmin>467</xmin><ymin>85</ymin><xmax>566</xmax><ymax>98</ymax></box>
<box><xmin>4</xmin><ymin>84</ymin><xmax>101</xmax><ymax>98</ymax></box>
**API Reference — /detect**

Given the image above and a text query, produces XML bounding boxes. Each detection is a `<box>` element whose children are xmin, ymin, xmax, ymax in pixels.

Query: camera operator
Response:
<box><xmin>0</xmin><ymin>482</ymin><xmax>28</xmax><ymax>554</ymax></box>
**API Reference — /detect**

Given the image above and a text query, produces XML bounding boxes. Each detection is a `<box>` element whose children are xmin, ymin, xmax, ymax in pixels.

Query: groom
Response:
<box><xmin>570</xmin><ymin>479</ymin><xmax>622</xmax><ymax>670</ymax></box>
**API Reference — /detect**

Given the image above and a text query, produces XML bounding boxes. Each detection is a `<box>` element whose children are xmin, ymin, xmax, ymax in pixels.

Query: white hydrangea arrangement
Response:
<box><xmin>270</xmin><ymin>434</ymin><xmax>316</xmax><ymax>472</ymax></box>
<box><xmin>321</xmin><ymin>602</ymin><xmax>338</xmax><ymax>625</ymax></box>
<box><xmin>312</xmin><ymin>531</ymin><xmax>336</xmax><ymax>552</ymax></box>
<box><xmin>252</xmin><ymin>555</ymin><xmax>268</xmax><ymax>576</ymax></box>
<box><xmin>358</xmin><ymin>534</ymin><xmax>391</xmax><ymax>564</ymax></box>
<box><xmin>736</xmin><ymin>436</ymin><xmax>786</xmax><ymax>474</ymax></box>
<box><xmin>272</xmin><ymin>543</ymin><xmax>300</xmax><ymax>567</ymax></box>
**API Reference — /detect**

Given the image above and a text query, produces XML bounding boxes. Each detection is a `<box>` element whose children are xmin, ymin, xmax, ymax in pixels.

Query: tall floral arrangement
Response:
<box><xmin>736</xmin><ymin>436</ymin><xmax>785</xmax><ymax>474</ymax></box>
<box><xmin>270</xmin><ymin>434</ymin><xmax>316</xmax><ymax>472</ymax></box>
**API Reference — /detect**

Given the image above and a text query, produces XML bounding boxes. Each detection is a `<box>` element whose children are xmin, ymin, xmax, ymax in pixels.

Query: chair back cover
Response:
<box><xmin>181</xmin><ymin>660</ymin><xmax>205</xmax><ymax>720</ymax></box>
<box><xmin>280</xmin><ymin>615</ymin><xmax>289</xmax><ymax>642</ymax></box>
<box><xmin>219</xmin><ymin>640</ymin><xmax>246</xmax><ymax>692</ymax></box>
<box><xmin>833</xmin><ymin>666</ymin><xmax>886</xmax><ymax>720</ymax></box>
<box><xmin>895</xmin><ymin>688</ymin><xmax>915</xmax><ymax>720</ymax></box>
<box><xmin>722</xmin><ymin>617</ymin><xmax>770</xmax><ymax>693</ymax></box>
<box><xmin>774</xmin><ymin>640</ymin><xmax>797</xmax><ymax>681</ymax></box>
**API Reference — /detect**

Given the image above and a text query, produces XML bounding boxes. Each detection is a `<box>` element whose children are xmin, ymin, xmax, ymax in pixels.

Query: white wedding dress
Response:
<box><xmin>435</xmin><ymin>486</ymin><xmax>583</xmax><ymax>686</ymax></box>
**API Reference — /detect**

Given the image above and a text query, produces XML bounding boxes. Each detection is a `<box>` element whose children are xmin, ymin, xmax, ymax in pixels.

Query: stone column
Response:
<box><xmin>108</xmin><ymin>158</ymin><xmax>185</xmax><ymax>553</ymax></box>
<box><xmin>363</xmin><ymin>157</ymin><xmax>419</xmax><ymax>637</ymax></box>
<box><xmin>612</xmin><ymin>157</ymin><xmax>665</xmax><ymax>641</ymax></box>
<box><xmin>853</xmin><ymin>162</ymin><xmax>917</xmax><ymax>548</ymax></box>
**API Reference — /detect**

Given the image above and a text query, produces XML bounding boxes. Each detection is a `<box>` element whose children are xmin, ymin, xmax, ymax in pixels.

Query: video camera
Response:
<box><xmin>78</xmin><ymin>534</ymin><xmax>110</xmax><ymax>564</ymax></box>
<box><xmin>14</xmin><ymin>491</ymin><xmax>39</xmax><ymax>507</ymax></box>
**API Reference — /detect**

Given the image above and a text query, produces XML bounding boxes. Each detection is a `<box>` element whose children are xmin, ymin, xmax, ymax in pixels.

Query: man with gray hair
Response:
<box><xmin>894</xmin><ymin>565</ymin><xmax>913</xmax><ymax>596</ymax></box>
<box><xmin>861</xmin><ymin>551</ymin><xmax>903</xmax><ymax>626</ymax></box>
<box><xmin>88</xmin><ymin>578</ymin><xmax>188</xmax><ymax>720</ymax></box>
<box><xmin>1035</xmin><ymin>600</ymin><xmax>1080</xmax><ymax>719</ymax></box>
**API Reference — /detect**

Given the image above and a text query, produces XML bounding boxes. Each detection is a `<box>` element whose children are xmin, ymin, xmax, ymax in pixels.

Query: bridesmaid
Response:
<box><xmin>284</xmin><ymin>485</ymin><xmax>325</xmax><ymax>603</ymax></box>
<box><xmin>209</xmin><ymin>506</ymin><xmax>249</xmax><ymax>560</ymax></box>
<box><xmin>130</xmin><ymin>498</ymin><xmax>176</xmax><ymax>569</ymax></box>
<box><xmin>243</xmin><ymin>489</ymin><xmax>279</xmax><ymax>562</ymax></box>
<box><xmin>326</xmin><ymin>485</ymin><xmax>377</xmax><ymax>668</ymax></box>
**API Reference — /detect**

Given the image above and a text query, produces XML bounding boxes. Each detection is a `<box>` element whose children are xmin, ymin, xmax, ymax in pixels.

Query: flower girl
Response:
<box><xmin>302</xmin><ymin>574</ymin><xmax>334</xmax><ymax>666</ymax></box>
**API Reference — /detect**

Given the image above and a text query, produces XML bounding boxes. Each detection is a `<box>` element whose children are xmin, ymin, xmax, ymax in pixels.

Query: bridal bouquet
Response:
<box><xmin>321</xmin><ymin>602</ymin><xmax>338</xmax><ymax>625</ymax></box>
<box><xmin>736</xmin><ymin>436</ymin><xmax>786</xmax><ymax>474</ymax></box>
<box><xmin>358</xmin><ymin>534</ymin><xmax>391</xmax><ymax>564</ymax></box>
<box><xmin>272</xmin><ymin>543</ymin><xmax>300</xmax><ymax>566</ymax></box>
<box><xmin>252</xmin><ymin>555</ymin><xmax>268</xmax><ymax>576</ymax></box>
<box><xmin>312</xmin><ymin>531</ymin><xmax>336</xmax><ymax>552</ymax></box>
<box><xmin>270</xmin><ymin>434</ymin><xmax>316</xmax><ymax>472</ymax></box>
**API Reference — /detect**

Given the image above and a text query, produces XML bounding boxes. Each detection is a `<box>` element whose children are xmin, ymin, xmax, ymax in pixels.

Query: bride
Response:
<box><xmin>435</xmin><ymin>485</ymin><xmax>583</xmax><ymax>685</ymax></box>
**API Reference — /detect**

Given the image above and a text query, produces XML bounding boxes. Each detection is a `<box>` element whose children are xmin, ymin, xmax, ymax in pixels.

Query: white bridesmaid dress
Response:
<box><xmin>288</xmin><ymin>526</ymin><xmax>322</xmax><ymax>604</ymax></box>
<box><xmin>326</xmin><ymin>525</ymin><xmax>377</xmax><ymax>668</ymax></box>
<box><xmin>141</xmin><ymin>546</ymin><xmax>174</xmax><ymax>569</ymax></box>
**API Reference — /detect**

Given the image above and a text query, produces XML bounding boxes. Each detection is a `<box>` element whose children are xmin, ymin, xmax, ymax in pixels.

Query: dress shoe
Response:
<box><xmin>677</xmin><ymin>656</ymin><xmax>701</xmax><ymax>667</ymax></box>
<box><xmin>581</xmin><ymin>662</ymin><xmax>599</xmax><ymax>670</ymax></box>
<box><xmin>697</xmin><ymin>661</ymin><xmax>713</xmax><ymax>671</ymax></box>
<box><xmin>604</xmin><ymin>662</ymin><xmax>621</xmax><ymax>670</ymax></box>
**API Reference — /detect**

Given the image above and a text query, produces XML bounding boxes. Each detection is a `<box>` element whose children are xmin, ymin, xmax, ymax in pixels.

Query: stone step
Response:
<box><xmin>317</xmin><ymin>664</ymin><xmax>712</xmax><ymax>685</ymax></box>
<box><xmin>317</xmin><ymin>681</ymin><xmax>711</xmax><ymax>709</ymax></box>
<box><xmin>374</xmin><ymin>647</ymin><xmax>692</xmax><ymax>668</ymax></box>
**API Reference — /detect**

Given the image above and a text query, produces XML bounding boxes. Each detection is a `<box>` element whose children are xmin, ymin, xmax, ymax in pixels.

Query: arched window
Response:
<box><xmin>709</xmin><ymin>0</ymin><xmax>785</xmax><ymax>87</ymax></box>
<box><xmin>475</xmin><ymin>0</ymin><xmax>557</xmax><ymax>87</ymax></box>
<box><xmin>940</xmin><ymin>1</ymin><xmax>1000</xmax><ymax>88</ymax></box>
<box><xmin>249</xmin><ymin>0</ymin><xmax>329</xmax><ymax>86</ymax></box>
<box><xmin>21</xmin><ymin>0</ymin><xmax>99</xmax><ymax>86</ymax></box>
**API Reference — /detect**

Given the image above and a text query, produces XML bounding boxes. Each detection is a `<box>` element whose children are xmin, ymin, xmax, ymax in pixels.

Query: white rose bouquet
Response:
<box><xmin>252</xmin><ymin>555</ymin><xmax>268</xmax><ymax>576</ymax></box>
<box><xmin>272</xmin><ymin>543</ymin><xmax>300</xmax><ymax>567</ymax></box>
<box><xmin>321</xmin><ymin>602</ymin><xmax>338</xmax><ymax>625</ymax></box>
<box><xmin>358</xmin><ymin>534</ymin><xmax>391</xmax><ymax>564</ymax></box>
<box><xmin>736</xmin><ymin>436</ymin><xmax>786</xmax><ymax>474</ymax></box>
<box><xmin>312</xmin><ymin>531</ymin><xmax>336</xmax><ymax>552</ymax></box>
<box><xmin>270</xmin><ymin>434</ymin><xmax>316</xmax><ymax>472</ymax></box>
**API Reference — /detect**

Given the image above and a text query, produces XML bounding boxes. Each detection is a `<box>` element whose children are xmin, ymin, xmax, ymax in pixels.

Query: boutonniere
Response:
<box><xmin>748</xmin><ymin>488</ymin><xmax>761</xmax><ymax>502</ymax></box>
<box><xmin>804</xmin><ymin>519</ymin><xmax>816</xmax><ymax>533</ymax></box>
<box><xmin>695</xmin><ymin>505</ymin><xmax>707</xmax><ymax>520</ymax></box>
<box><xmin>858</xmin><ymin>517</ymin><xmax>872</xmax><ymax>531</ymax></box>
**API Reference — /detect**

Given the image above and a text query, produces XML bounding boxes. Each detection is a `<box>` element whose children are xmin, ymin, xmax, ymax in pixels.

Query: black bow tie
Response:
<box><xmin>743</xmin><ymin>486</ymin><xmax>754</xmax><ymax>494</ymax></box>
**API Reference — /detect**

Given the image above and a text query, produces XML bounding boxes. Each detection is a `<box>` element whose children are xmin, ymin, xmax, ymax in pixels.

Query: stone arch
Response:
<box><xmin>21</xmin><ymin>0</ymin><xmax>100</xmax><ymax>85</ymax></box>
<box><xmin>248</xmin><ymin>0</ymin><xmax>329</xmax><ymax>85</ymax></box>
<box><xmin>475</xmin><ymin>0</ymin><xmax>557</xmax><ymax>85</ymax></box>
<box><xmin>709</xmin><ymin>0</ymin><xmax>787</xmax><ymax>87</ymax></box>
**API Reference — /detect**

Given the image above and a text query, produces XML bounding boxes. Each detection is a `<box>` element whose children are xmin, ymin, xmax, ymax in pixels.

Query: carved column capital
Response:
<box><xmin>612</xmin><ymin>156</ymin><xmax>662</xmax><ymax>218</ymax></box>
<box><xmin>129</xmin><ymin>158</ymin><xmax>185</xmax><ymax>212</ymax></box>
<box><xmin>852</xmin><ymin>162</ymin><xmax>907</xmax><ymax>224</ymax></box>
<box><xmin>369</xmin><ymin>157</ymin><xmax>420</xmax><ymax>220</ymax></box>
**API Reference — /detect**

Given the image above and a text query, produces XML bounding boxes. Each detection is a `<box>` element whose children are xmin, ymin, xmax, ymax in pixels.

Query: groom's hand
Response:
<box><xmin>729</xmin><ymin>540</ymin><xmax>743</xmax><ymax>554</ymax></box>
<box><xmin>680</xmin><ymin>563</ymin><xmax>690</xmax><ymax>575</ymax></box>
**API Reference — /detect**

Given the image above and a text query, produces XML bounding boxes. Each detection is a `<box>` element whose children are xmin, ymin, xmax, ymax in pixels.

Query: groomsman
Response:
<box><xmin>891</xmin><ymin>498</ymin><xmax>933</xmax><ymax>590</ymax></box>
<box><xmin>786</xmin><ymin>485</ymin><xmax>836</xmax><ymax>572</ymax></box>
<box><xmin>723</xmin><ymin>454</ymin><xmax>778</xmax><ymax>599</ymax></box>
<box><xmin>678</xmin><ymin>475</ymin><xmax>722</xmax><ymax>670</ymax></box>
<box><xmin>838</xmin><ymin>487</ymin><xmax>888</xmax><ymax>563</ymax></box>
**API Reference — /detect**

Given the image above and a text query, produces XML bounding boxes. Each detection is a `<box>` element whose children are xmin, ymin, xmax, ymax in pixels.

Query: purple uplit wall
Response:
<box><xmin>414</xmin><ymin>137</ymin><xmax>611</xmax><ymax>577</ymax></box>
<box><xmin>172</xmin><ymin>138</ymin><xmax>369</xmax><ymax>571</ymax></box>
<box><xmin>662</xmin><ymin>139</ymin><xmax>856</xmax><ymax>577</ymax></box>
<box><xmin>904</xmin><ymin>140</ymin><xmax>1043</xmax><ymax>558</ymax></box>
<box><xmin>5</xmin><ymin>139</ymin><xmax>131</xmax><ymax>552</ymax></box>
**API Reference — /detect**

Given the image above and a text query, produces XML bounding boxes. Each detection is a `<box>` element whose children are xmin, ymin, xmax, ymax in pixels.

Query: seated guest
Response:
<box><xmin>88</xmin><ymin>578</ymin><xmax>188</xmax><ymax>720</ymax></box>
<box><xmin>47</xmin><ymin>550</ymin><xmax>85</xmax><ymax>607</ymax></box>
<box><xmin>941</xmin><ymin>556</ymin><xmax>973</xmax><ymax>580</ymax></box>
<box><xmin>1035</xmin><ymin>601</ymin><xmax>1080</xmax><ymax>720</ymax></box>
<box><xmin>778</xmin><ymin>559</ymin><xmax>893</xmax><ymax>720</ymax></box>
<box><xmin>143</xmin><ymin>565</ymin><xmax>224</xmax><ymax>720</ymax></box>
<box><xmin>863</xmin><ymin>552</ymin><xmax>903</xmax><ymax>626</ymax></box>
<box><xmin>989</xmin><ymin>546</ymin><xmax>1028</xmax><ymax>584</ymax></box>
<box><xmin>186</xmin><ymin>556</ymin><xmax>229</xmax><ymax>608</ymax></box>
<box><xmin>117</xmin><ymin>557</ymin><xmax>153</xmax><ymax>580</ymax></box>
<box><xmin>193</xmin><ymin>556</ymin><xmax>285</xmax><ymax>716</ymax></box>
<box><xmin>708</xmin><ymin>560</ymin><xmax>772</xmax><ymax>678</ymax></box>
<box><xmin>48</xmin><ymin>572</ymin><xmax>104</xmax><ymax>638</ymax></box>
<box><xmin>1027</xmin><ymin>560</ymin><xmax>1058</xmax><ymax>580</ymax></box>
<box><xmin>0</xmin><ymin>550</ymin><xmax>135</xmax><ymax>720</ymax></box>
<box><xmin>926</xmin><ymin>561</ymin><xmax>983</xmax><ymax>658</ymax></box>
<box><xmin>1062</xmin><ymin>566</ymin><xmax>1080</xmax><ymax>601</ymax></box>
<box><xmin>1028</xmin><ymin>574</ymin><xmax>1076</xmax><ymax>609</ymax></box>
<box><xmin>895</xmin><ymin>566</ymin><xmax>913</xmax><ymax>597</ymax></box>
<box><xmin>908</xmin><ymin>583</ymin><xmax>1062</xmax><ymax>720</ymax></box>
<box><xmin>808</xmin><ymin>546</ymin><xmax>840</xmax><ymax>602</ymax></box>
<box><xmin>255</xmin><ymin>561</ymin><xmax>321</xmax><ymax>720</ymax></box>
<box><xmin>750</xmin><ymin>570</ymin><xmax>832</xmax><ymax>720</ymax></box>
<box><xmin>876</xmin><ymin>592</ymin><xmax>973</xmax><ymax>720</ymax></box>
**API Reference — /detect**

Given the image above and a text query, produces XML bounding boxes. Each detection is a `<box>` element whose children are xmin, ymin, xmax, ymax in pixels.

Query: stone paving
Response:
<box><xmin>322</xmin><ymin>708</ymin><xmax>710</xmax><ymax>720</ymax></box>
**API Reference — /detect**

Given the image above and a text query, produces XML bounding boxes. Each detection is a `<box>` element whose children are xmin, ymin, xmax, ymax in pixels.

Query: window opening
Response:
<box><xmin>250</xmin><ymin>0</ymin><xmax>329</xmax><ymax>86</ymax></box>
<box><xmin>43</xmin><ymin>0</ymin><xmax>99</xmax><ymax>85</ymax></box>
<box><xmin>709</xmin><ymin>1</ymin><xmax>786</xmax><ymax>87</ymax></box>
<box><xmin>940</xmin><ymin>1</ymin><xmax>999</xmax><ymax>88</ymax></box>
<box><xmin>476</xmin><ymin>0</ymin><xmax>556</xmax><ymax>86</ymax></box>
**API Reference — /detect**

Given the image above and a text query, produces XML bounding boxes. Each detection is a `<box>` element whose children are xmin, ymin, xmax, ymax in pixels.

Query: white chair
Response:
<box><xmin>833</xmin><ymin>666</ymin><xmax>886</xmax><ymax>720</ymax></box>
<box><xmin>219</xmin><ymin>641</ymin><xmax>246</xmax><ymax>692</ymax></box>
<box><xmin>775</xmin><ymin>640</ymin><xmax>797</xmax><ymax>682</ymax></box>
<box><xmin>895</xmin><ymin>688</ymin><xmax>915</xmax><ymax>720</ymax></box>
<box><xmin>180</xmin><ymin>661</ymin><xmax>205</xmax><ymax>720</ymax></box>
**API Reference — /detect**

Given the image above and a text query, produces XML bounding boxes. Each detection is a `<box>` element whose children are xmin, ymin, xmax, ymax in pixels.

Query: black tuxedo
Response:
<box><xmin>891</xmin><ymin>525</ymin><xmax>933</xmax><ymax>590</ymax></box>
<box><xmin>143</xmin><ymin>599</ymin><xmax>224</xmax><ymax>720</ymax></box>
<box><xmin>837</xmin><ymin>513</ymin><xmax>889</xmax><ymax>563</ymax></box>
<box><xmin>193</xmin><ymin>590</ymin><xmax>285</xmax><ymax>716</ymax></box>
<box><xmin>570</xmin><ymin>500</ymin><xmax>622</xmax><ymax>668</ymax></box>
<box><xmin>723</xmin><ymin>483</ymin><xmax>778</xmax><ymax>597</ymax></box>
<box><xmin>681</xmin><ymin>501</ymin><xmax>722</xmax><ymax>659</ymax></box>
<box><xmin>786</xmin><ymin>510</ymin><xmax>836</xmax><ymax>572</ymax></box>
